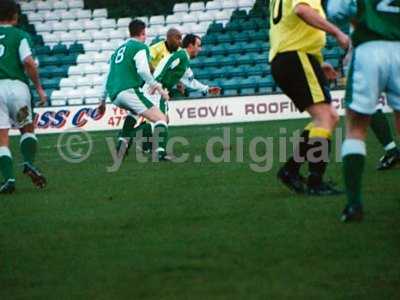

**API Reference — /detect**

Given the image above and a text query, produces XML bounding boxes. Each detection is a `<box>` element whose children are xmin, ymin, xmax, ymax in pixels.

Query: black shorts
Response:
<box><xmin>271</xmin><ymin>51</ymin><xmax>332</xmax><ymax>112</ymax></box>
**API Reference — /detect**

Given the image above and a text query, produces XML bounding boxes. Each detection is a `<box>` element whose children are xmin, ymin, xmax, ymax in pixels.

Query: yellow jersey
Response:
<box><xmin>149</xmin><ymin>40</ymin><xmax>171</xmax><ymax>69</ymax></box>
<box><xmin>269</xmin><ymin>0</ymin><xmax>326</xmax><ymax>63</ymax></box>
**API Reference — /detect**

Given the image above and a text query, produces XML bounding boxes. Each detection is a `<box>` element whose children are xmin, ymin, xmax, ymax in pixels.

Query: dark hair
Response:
<box><xmin>0</xmin><ymin>0</ymin><xmax>18</xmax><ymax>22</ymax></box>
<box><xmin>129</xmin><ymin>19</ymin><xmax>146</xmax><ymax>37</ymax></box>
<box><xmin>182</xmin><ymin>34</ymin><xmax>201</xmax><ymax>48</ymax></box>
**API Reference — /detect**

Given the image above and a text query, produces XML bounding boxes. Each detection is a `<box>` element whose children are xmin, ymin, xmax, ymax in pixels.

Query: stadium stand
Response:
<box><xmin>17</xmin><ymin>0</ymin><xmax>345</xmax><ymax>106</ymax></box>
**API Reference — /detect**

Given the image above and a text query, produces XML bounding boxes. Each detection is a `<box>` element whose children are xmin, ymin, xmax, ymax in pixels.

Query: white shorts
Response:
<box><xmin>113</xmin><ymin>87</ymin><xmax>155</xmax><ymax>116</ymax></box>
<box><xmin>0</xmin><ymin>79</ymin><xmax>32</xmax><ymax>129</ymax></box>
<box><xmin>346</xmin><ymin>41</ymin><xmax>400</xmax><ymax>115</ymax></box>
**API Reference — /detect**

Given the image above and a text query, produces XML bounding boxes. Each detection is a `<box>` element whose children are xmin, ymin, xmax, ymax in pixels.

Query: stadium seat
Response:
<box><xmin>149</xmin><ymin>15</ymin><xmax>165</xmax><ymax>26</ymax></box>
<box><xmin>35</xmin><ymin>46</ymin><xmax>52</xmax><ymax>56</ymax></box>
<box><xmin>190</xmin><ymin>2</ymin><xmax>205</xmax><ymax>12</ymax></box>
<box><xmin>60</xmin><ymin>78</ymin><xmax>77</xmax><ymax>89</ymax></box>
<box><xmin>206</xmin><ymin>1</ymin><xmax>223</xmax><ymax>11</ymax></box>
<box><xmin>52</xmin><ymin>44</ymin><xmax>69</xmax><ymax>56</ymax></box>
<box><xmin>117</xmin><ymin>18</ymin><xmax>131</xmax><ymax>29</ymax></box>
<box><xmin>222</xmin><ymin>0</ymin><xmax>239</xmax><ymax>9</ymax></box>
<box><xmin>207</xmin><ymin>22</ymin><xmax>224</xmax><ymax>34</ymax></box>
<box><xmin>53</xmin><ymin>1</ymin><xmax>68</xmax><ymax>10</ymax></box>
<box><xmin>93</xmin><ymin>9</ymin><xmax>108</xmax><ymax>19</ymax></box>
<box><xmin>69</xmin><ymin>43</ymin><xmax>84</xmax><ymax>54</ymax></box>
<box><xmin>173</xmin><ymin>3</ymin><xmax>189</xmax><ymax>13</ymax></box>
<box><xmin>100</xmin><ymin>19</ymin><xmax>116</xmax><ymax>30</ymax></box>
<box><xmin>68</xmin><ymin>0</ymin><xmax>85</xmax><ymax>10</ymax></box>
<box><xmin>240</xmin><ymin>87</ymin><xmax>256</xmax><ymax>95</ymax></box>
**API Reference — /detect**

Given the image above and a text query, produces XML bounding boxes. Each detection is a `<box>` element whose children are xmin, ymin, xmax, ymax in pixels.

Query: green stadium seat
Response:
<box><xmin>229</xmin><ymin>42</ymin><xmax>246</xmax><ymax>55</ymax></box>
<box><xmin>39</xmin><ymin>55</ymin><xmax>60</xmax><ymax>67</ymax></box>
<box><xmin>254</xmin><ymin>53</ymin><xmax>268</xmax><ymax>64</ymax></box>
<box><xmin>218</xmin><ymin>54</ymin><xmax>240</xmax><ymax>67</ymax></box>
<box><xmin>211</xmin><ymin>43</ymin><xmax>229</xmax><ymax>56</ymax></box>
<box><xmin>258</xmin><ymin>86</ymin><xmax>274</xmax><ymax>94</ymax></box>
<box><xmin>52</xmin><ymin>44</ymin><xmax>69</xmax><ymax>56</ymax></box>
<box><xmin>42</xmin><ymin>78</ymin><xmax>60</xmax><ymax>90</ymax></box>
<box><xmin>249</xmin><ymin>30</ymin><xmax>268</xmax><ymax>42</ymax></box>
<box><xmin>69</xmin><ymin>43</ymin><xmax>84</xmax><ymax>54</ymax></box>
<box><xmin>222</xmin><ymin>65</ymin><xmax>245</xmax><ymax>78</ymax></box>
<box><xmin>207</xmin><ymin>22</ymin><xmax>224</xmax><ymax>34</ymax></box>
<box><xmin>241</xmin><ymin>20</ymin><xmax>259</xmax><ymax>32</ymax></box>
<box><xmin>249</xmin><ymin>8</ymin><xmax>267</xmax><ymax>19</ymax></box>
<box><xmin>222</xmin><ymin>77</ymin><xmax>241</xmax><ymax>90</ymax></box>
<box><xmin>59</xmin><ymin>54</ymin><xmax>78</xmax><ymax>66</ymax></box>
<box><xmin>240</xmin><ymin>77</ymin><xmax>258</xmax><ymax>89</ymax></box>
<box><xmin>225</xmin><ymin>20</ymin><xmax>243</xmax><ymax>32</ymax></box>
<box><xmin>240</xmin><ymin>87</ymin><xmax>256</xmax><ymax>95</ymax></box>
<box><xmin>202</xmin><ymin>34</ymin><xmax>219</xmax><ymax>45</ymax></box>
<box><xmin>194</xmin><ymin>68</ymin><xmax>210</xmax><ymax>80</ymax></box>
<box><xmin>31</xmin><ymin>35</ymin><xmax>44</xmax><ymax>46</ymax></box>
<box><xmin>236</xmin><ymin>53</ymin><xmax>256</xmax><ymax>65</ymax></box>
<box><xmin>246</xmin><ymin>41</ymin><xmax>268</xmax><ymax>54</ymax></box>
<box><xmin>190</xmin><ymin>57</ymin><xmax>205</xmax><ymax>68</ymax></box>
<box><xmin>223</xmin><ymin>89</ymin><xmax>239</xmax><ymax>97</ymax></box>
<box><xmin>231</xmin><ymin>10</ymin><xmax>248</xmax><ymax>21</ymax></box>
<box><xmin>35</xmin><ymin>46</ymin><xmax>51</xmax><ymax>56</ymax></box>
<box><xmin>217</xmin><ymin>32</ymin><xmax>235</xmax><ymax>44</ymax></box>
<box><xmin>247</xmin><ymin>64</ymin><xmax>268</xmax><ymax>77</ymax></box>
<box><xmin>204</xmin><ymin>56</ymin><xmax>224</xmax><ymax>68</ymax></box>
<box><xmin>234</xmin><ymin>31</ymin><xmax>250</xmax><ymax>43</ymax></box>
<box><xmin>259</xmin><ymin>76</ymin><xmax>275</xmax><ymax>88</ymax></box>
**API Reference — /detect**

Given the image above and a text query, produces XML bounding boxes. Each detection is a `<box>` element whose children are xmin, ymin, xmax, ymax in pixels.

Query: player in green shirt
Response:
<box><xmin>99</xmin><ymin>19</ymin><xmax>171</xmax><ymax>161</ymax></box>
<box><xmin>0</xmin><ymin>0</ymin><xmax>47</xmax><ymax>193</ymax></box>
<box><xmin>113</xmin><ymin>34</ymin><xmax>221</xmax><ymax>159</ymax></box>
<box><xmin>328</xmin><ymin>0</ymin><xmax>400</xmax><ymax>221</ymax></box>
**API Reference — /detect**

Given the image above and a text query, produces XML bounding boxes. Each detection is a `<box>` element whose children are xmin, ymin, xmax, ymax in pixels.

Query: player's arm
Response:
<box><xmin>180</xmin><ymin>68</ymin><xmax>221</xmax><ymax>96</ymax></box>
<box><xmin>134</xmin><ymin>49</ymin><xmax>169</xmax><ymax>100</ymax></box>
<box><xmin>21</xmin><ymin>38</ymin><xmax>47</xmax><ymax>106</ymax></box>
<box><xmin>294</xmin><ymin>1</ymin><xmax>350</xmax><ymax>50</ymax></box>
<box><xmin>327</xmin><ymin>0</ymin><xmax>358</xmax><ymax>23</ymax></box>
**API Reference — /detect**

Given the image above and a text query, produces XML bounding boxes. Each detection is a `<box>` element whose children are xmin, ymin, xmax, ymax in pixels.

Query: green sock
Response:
<box><xmin>370</xmin><ymin>110</ymin><xmax>396</xmax><ymax>151</ymax></box>
<box><xmin>154</xmin><ymin>121</ymin><xmax>168</xmax><ymax>155</ymax></box>
<box><xmin>0</xmin><ymin>147</ymin><xmax>15</xmax><ymax>181</ymax></box>
<box><xmin>141</xmin><ymin>123</ymin><xmax>153</xmax><ymax>152</ymax></box>
<box><xmin>342</xmin><ymin>139</ymin><xmax>366</xmax><ymax>206</ymax></box>
<box><xmin>20</xmin><ymin>133</ymin><xmax>38</xmax><ymax>165</ymax></box>
<box><xmin>120</xmin><ymin>115</ymin><xmax>137</xmax><ymax>139</ymax></box>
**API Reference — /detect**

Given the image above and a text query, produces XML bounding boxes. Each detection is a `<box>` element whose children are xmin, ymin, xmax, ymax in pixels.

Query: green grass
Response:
<box><xmin>1</xmin><ymin>118</ymin><xmax>399</xmax><ymax>300</ymax></box>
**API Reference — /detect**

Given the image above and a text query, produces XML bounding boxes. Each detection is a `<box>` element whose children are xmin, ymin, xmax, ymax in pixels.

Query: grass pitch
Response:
<box><xmin>1</xmin><ymin>118</ymin><xmax>399</xmax><ymax>299</ymax></box>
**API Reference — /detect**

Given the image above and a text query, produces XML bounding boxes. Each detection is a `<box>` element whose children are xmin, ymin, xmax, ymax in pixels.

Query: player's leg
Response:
<box><xmin>306</xmin><ymin>102</ymin><xmax>340</xmax><ymax>195</ymax></box>
<box><xmin>0</xmin><ymin>129</ymin><xmax>15</xmax><ymax>193</ymax></box>
<box><xmin>341</xmin><ymin>110</ymin><xmax>370</xmax><ymax>222</ymax></box>
<box><xmin>341</xmin><ymin>41</ymin><xmax>388</xmax><ymax>222</ymax></box>
<box><xmin>371</xmin><ymin>108</ymin><xmax>400</xmax><ymax>170</ymax></box>
<box><xmin>8</xmin><ymin>80</ymin><xmax>46</xmax><ymax>188</ymax></box>
<box><xmin>0</xmin><ymin>81</ymin><xmax>15</xmax><ymax>193</ymax></box>
<box><xmin>113</xmin><ymin>88</ymin><xmax>169</xmax><ymax>160</ymax></box>
<box><xmin>19</xmin><ymin>123</ymin><xmax>46</xmax><ymax>188</ymax></box>
<box><xmin>272</xmin><ymin>51</ymin><xmax>313</xmax><ymax>193</ymax></box>
<box><xmin>141</xmin><ymin>107</ymin><xmax>169</xmax><ymax>160</ymax></box>
<box><xmin>272</xmin><ymin>51</ymin><xmax>340</xmax><ymax>195</ymax></box>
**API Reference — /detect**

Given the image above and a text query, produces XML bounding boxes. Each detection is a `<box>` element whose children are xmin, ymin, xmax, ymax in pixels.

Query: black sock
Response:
<box><xmin>307</xmin><ymin>138</ymin><xmax>332</xmax><ymax>187</ymax></box>
<box><xmin>285</xmin><ymin>130</ymin><xmax>310</xmax><ymax>174</ymax></box>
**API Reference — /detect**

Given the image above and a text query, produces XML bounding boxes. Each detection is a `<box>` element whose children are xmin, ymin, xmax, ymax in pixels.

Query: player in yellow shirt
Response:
<box><xmin>270</xmin><ymin>0</ymin><xmax>349</xmax><ymax>196</ymax></box>
<box><xmin>149</xmin><ymin>28</ymin><xmax>182</xmax><ymax>72</ymax></box>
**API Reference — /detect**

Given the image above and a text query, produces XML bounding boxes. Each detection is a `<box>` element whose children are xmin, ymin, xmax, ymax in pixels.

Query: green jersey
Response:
<box><xmin>328</xmin><ymin>0</ymin><xmax>400</xmax><ymax>47</ymax></box>
<box><xmin>106</xmin><ymin>39</ymin><xmax>152</xmax><ymax>101</ymax></box>
<box><xmin>0</xmin><ymin>25</ymin><xmax>33</xmax><ymax>84</ymax></box>
<box><xmin>154</xmin><ymin>49</ymin><xmax>191</xmax><ymax>90</ymax></box>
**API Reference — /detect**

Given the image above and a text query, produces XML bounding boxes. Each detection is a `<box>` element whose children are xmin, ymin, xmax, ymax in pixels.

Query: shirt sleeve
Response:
<box><xmin>327</xmin><ymin>0</ymin><xmax>358</xmax><ymax>23</ymax></box>
<box><xmin>19</xmin><ymin>38</ymin><xmax>32</xmax><ymax>63</ymax></box>
<box><xmin>134</xmin><ymin>49</ymin><xmax>156</xmax><ymax>86</ymax></box>
<box><xmin>180</xmin><ymin>68</ymin><xmax>209</xmax><ymax>94</ymax></box>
